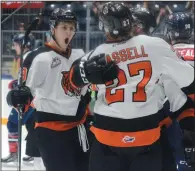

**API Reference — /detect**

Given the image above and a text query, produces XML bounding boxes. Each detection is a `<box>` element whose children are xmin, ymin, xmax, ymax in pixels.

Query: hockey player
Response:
<box><xmin>164</xmin><ymin>12</ymin><xmax>195</xmax><ymax>170</ymax></box>
<box><xmin>130</xmin><ymin>7</ymin><xmax>194</xmax><ymax>171</ymax></box>
<box><xmin>68</xmin><ymin>2</ymin><xmax>194</xmax><ymax>171</ymax></box>
<box><xmin>130</xmin><ymin>7</ymin><xmax>156</xmax><ymax>36</ymax></box>
<box><xmin>126</xmin><ymin>8</ymin><xmax>195</xmax><ymax>171</ymax></box>
<box><xmin>165</xmin><ymin>12</ymin><xmax>194</xmax><ymax>67</ymax></box>
<box><xmin>1</xmin><ymin>33</ymin><xmax>36</xmax><ymax>164</ymax></box>
<box><xmin>6</xmin><ymin>8</ymin><xmax>118</xmax><ymax>171</ymax></box>
<box><xmin>128</xmin><ymin>7</ymin><xmax>180</xmax><ymax>171</ymax></box>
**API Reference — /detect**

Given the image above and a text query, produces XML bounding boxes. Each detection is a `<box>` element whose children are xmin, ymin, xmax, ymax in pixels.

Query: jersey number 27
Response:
<box><xmin>105</xmin><ymin>61</ymin><xmax>152</xmax><ymax>105</ymax></box>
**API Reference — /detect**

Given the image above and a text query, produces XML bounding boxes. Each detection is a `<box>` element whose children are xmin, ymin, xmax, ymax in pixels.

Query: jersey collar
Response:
<box><xmin>45</xmin><ymin>43</ymin><xmax>72</xmax><ymax>59</ymax></box>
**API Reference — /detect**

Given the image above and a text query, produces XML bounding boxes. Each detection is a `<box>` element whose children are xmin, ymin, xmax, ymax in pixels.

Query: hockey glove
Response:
<box><xmin>6</xmin><ymin>86</ymin><xmax>32</xmax><ymax>109</ymax></box>
<box><xmin>80</xmin><ymin>53</ymin><xmax>119</xmax><ymax>84</ymax></box>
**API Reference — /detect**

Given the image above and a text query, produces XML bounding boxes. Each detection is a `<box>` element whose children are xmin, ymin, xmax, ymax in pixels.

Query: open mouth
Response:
<box><xmin>65</xmin><ymin>38</ymin><xmax>69</xmax><ymax>44</ymax></box>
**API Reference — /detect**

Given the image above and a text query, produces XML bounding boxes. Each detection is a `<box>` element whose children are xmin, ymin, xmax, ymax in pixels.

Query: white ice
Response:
<box><xmin>1</xmin><ymin>125</ymin><xmax>45</xmax><ymax>171</ymax></box>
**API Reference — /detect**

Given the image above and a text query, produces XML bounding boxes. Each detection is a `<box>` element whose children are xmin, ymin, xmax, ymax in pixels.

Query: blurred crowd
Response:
<box><xmin>1</xmin><ymin>1</ymin><xmax>194</xmax><ymax>79</ymax></box>
<box><xmin>92</xmin><ymin>1</ymin><xmax>194</xmax><ymax>30</ymax></box>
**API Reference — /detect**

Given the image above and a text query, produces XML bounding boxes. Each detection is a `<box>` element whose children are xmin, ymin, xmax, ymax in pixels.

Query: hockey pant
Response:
<box><xmin>25</xmin><ymin>111</ymin><xmax>40</xmax><ymax>157</ymax></box>
<box><xmin>160</xmin><ymin>120</ymin><xmax>189</xmax><ymax>171</ymax></box>
<box><xmin>89</xmin><ymin>139</ymin><xmax>162</xmax><ymax>171</ymax></box>
<box><xmin>160</xmin><ymin>99</ymin><xmax>191</xmax><ymax>171</ymax></box>
<box><xmin>35</xmin><ymin>126</ymin><xmax>90</xmax><ymax>171</ymax></box>
<box><xmin>160</xmin><ymin>127</ymin><xmax>177</xmax><ymax>171</ymax></box>
<box><xmin>6</xmin><ymin>107</ymin><xmax>39</xmax><ymax>156</ymax></box>
<box><xmin>182</xmin><ymin>118</ymin><xmax>195</xmax><ymax>169</ymax></box>
<box><xmin>167</xmin><ymin>120</ymin><xmax>191</xmax><ymax>171</ymax></box>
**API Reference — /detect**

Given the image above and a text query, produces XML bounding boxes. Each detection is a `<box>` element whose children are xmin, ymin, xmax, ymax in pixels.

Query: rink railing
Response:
<box><xmin>2</xmin><ymin>30</ymin><xmax>166</xmax><ymax>60</ymax></box>
<box><xmin>1</xmin><ymin>30</ymin><xmax>106</xmax><ymax>60</ymax></box>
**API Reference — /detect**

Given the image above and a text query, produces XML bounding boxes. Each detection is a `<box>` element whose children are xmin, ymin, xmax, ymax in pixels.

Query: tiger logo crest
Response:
<box><xmin>61</xmin><ymin>71</ymin><xmax>81</xmax><ymax>97</ymax></box>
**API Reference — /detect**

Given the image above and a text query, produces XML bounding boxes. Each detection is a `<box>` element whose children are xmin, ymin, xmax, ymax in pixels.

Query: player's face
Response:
<box><xmin>53</xmin><ymin>22</ymin><xmax>76</xmax><ymax>50</ymax></box>
<box><xmin>12</xmin><ymin>42</ymin><xmax>21</xmax><ymax>56</ymax></box>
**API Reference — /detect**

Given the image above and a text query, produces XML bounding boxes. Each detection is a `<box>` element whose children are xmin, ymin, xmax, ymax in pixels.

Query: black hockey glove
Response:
<box><xmin>80</xmin><ymin>53</ymin><xmax>119</xmax><ymax>84</ymax></box>
<box><xmin>6</xmin><ymin>86</ymin><xmax>32</xmax><ymax>108</ymax></box>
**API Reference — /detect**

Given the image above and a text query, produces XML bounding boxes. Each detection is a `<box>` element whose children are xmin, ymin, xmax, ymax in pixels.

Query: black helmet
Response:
<box><xmin>99</xmin><ymin>2</ymin><xmax>132</xmax><ymax>39</ymax></box>
<box><xmin>131</xmin><ymin>7</ymin><xmax>156</xmax><ymax>34</ymax></box>
<box><xmin>164</xmin><ymin>12</ymin><xmax>193</xmax><ymax>41</ymax></box>
<box><xmin>12</xmin><ymin>33</ymin><xmax>35</xmax><ymax>49</ymax></box>
<box><xmin>49</xmin><ymin>8</ymin><xmax>77</xmax><ymax>29</ymax></box>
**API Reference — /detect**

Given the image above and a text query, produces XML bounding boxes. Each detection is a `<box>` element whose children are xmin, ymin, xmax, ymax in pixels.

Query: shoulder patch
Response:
<box><xmin>51</xmin><ymin>57</ymin><xmax>61</xmax><ymax>68</ymax></box>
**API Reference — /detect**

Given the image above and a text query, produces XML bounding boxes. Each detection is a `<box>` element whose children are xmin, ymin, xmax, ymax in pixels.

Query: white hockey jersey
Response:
<box><xmin>25</xmin><ymin>46</ymin><xmax>87</xmax><ymax>117</ymax></box>
<box><xmin>173</xmin><ymin>43</ymin><xmax>194</xmax><ymax>67</ymax></box>
<box><xmin>82</xmin><ymin>35</ymin><xmax>194</xmax><ymax>119</ymax></box>
<box><xmin>79</xmin><ymin>35</ymin><xmax>194</xmax><ymax>147</ymax></box>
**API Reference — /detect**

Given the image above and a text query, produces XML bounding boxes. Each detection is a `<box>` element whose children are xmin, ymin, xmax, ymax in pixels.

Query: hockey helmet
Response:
<box><xmin>99</xmin><ymin>2</ymin><xmax>133</xmax><ymax>39</ymax></box>
<box><xmin>49</xmin><ymin>8</ymin><xmax>77</xmax><ymax>29</ymax></box>
<box><xmin>12</xmin><ymin>33</ymin><xmax>35</xmax><ymax>50</ymax></box>
<box><xmin>131</xmin><ymin>7</ymin><xmax>156</xmax><ymax>34</ymax></box>
<box><xmin>164</xmin><ymin>12</ymin><xmax>193</xmax><ymax>41</ymax></box>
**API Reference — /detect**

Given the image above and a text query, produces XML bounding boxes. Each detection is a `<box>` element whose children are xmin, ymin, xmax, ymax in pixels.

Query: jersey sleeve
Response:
<box><xmin>25</xmin><ymin>56</ymin><xmax>49</xmax><ymax>96</ymax></box>
<box><xmin>21</xmin><ymin>52</ymin><xmax>34</xmax><ymax>84</ymax></box>
<box><xmin>152</xmin><ymin>38</ymin><xmax>194</xmax><ymax>89</ymax></box>
<box><xmin>151</xmin><ymin>38</ymin><xmax>194</xmax><ymax>125</ymax></box>
<box><xmin>158</xmin><ymin>74</ymin><xmax>187</xmax><ymax>112</ymax></box>
<box><xmin>158</xmin><ymin>74</ymin><xmax>194</xmax><ymax>121</ymax></box>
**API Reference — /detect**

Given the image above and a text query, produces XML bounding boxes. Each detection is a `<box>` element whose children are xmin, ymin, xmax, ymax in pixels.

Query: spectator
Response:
<box><xmin>35</xmin><ymin>13</ymin><xmax>50</xmax><ymax>31</ymax></box>
<box><xmin>11</xmin><ymin>33</ymin><xmax>35</xmax><ymax>79</ymax></box>
<box><xmin>156</xmin><ymin>5</ymin><xmax>172</xmax><ymax>25</ymax></box>
<box><xmin>92</xmin><ymin>1</ymin><xmax>107</xmax><ymax>17</ymax></box>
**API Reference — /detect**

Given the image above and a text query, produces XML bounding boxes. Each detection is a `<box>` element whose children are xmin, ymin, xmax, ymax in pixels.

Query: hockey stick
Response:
<box><xmin>17</xmin><ymin>18</ymin><xmax>39</xmax><ymax>171</ymax></box>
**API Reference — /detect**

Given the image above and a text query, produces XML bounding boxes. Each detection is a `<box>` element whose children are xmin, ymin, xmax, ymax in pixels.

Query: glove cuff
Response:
<box><xmin>79</xmin><ymin>59</ymin><xmax>90</xmax><ymax>84</ymax></box>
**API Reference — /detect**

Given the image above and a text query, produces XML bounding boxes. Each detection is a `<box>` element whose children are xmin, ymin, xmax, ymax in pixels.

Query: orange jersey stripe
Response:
<box><xmin>35</xmin><ymin>120</ymin><xmax>85</xmax><ymax>131</ymax></box>
<box><xmin>90</xmin><ymin>126</ymin><xmax>160</xmax><ymax>147</ymax></box>
<box><xmin>35</xmin><ymin>106</ymin><xmax>89</xmax><ymax>131</ymax></box>
<box><xmin>177</xmin><ymin>108</ymin><xmax>194</xmax><ymax>121</ymax></box>
<box><xmin>159</xmin><ymin>117</ymin><xmax>172</xmax><ymax>128</ymax></box>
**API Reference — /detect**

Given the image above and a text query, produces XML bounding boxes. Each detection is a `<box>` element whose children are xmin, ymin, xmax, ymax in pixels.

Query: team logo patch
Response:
<box><xmin>61</xmin><ymin>71</ymin><xmax>81</xmax><ymax>97</ymax></box>
<box><xmin>122</xmin><ymin>136</ymin><xmax>135</xmax><ymax>143</ymax></box>
<box><xmin>51</xmin><ymin>57</ymin><xmax>61</xmax><ymax>68</ymax></box>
